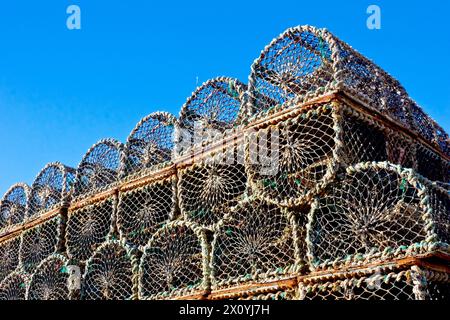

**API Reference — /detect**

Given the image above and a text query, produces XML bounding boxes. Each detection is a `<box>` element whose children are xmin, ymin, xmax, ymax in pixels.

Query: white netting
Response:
<box><xmin>427</xmin><ymin>184</ymin><xmax>450</xmax><ymax>245</ymax></box>
<box><xmin>139</xmin><ymin>222</ymin><xmax>207</xmax><ymax>299</ymax></box>
<box><xmin>0</xmin><ymin>270</ymin><xmax>29</xmax><ymax>300</ymax></box>
<box><xmin>0</xmin><ymin>183</ymin><xmax>29</xmax><ymax>233</ymax></box>
<box><xmin>82</xmin><ymin>241</ymin><xmax>138</xmax><ymax>300</ymax></box>
<box><xmin>66</xmin><ymin>197</ymin><xmax>114</xmax><ymax>264</ymax></box>
<box><xmin>178</xmin><ymin>146</ymin><xmax>247</xmax><ymax>228</ymax></box>
<box><xmin>26</xmin><ymin>254</ymin><xmax>70</xmax><ymax>300</ymax></box>
<box><xmin>19</xmin><ymin>215</ymin><xmax>63</xmax><ymax>274</ymax></box>
<box><xmin>0</xmin><ymin>237</ymin><xmax>21</xmax><ymax>282</ymax></box>
<box><xmin>306</xmin><ymin>162</ymin><xmax>431</xmax><ymax>270</ymax></box>
<box><xmin>211</xmin><ymin>197</ymin><xmax>297</xmax><ymax>289</ymax></box>
<box><xmin>245</xmin><ymin>104</ymin><xmax>338</xmax><ymax>207</ymax></box>
<box><xmin>122</xmin><ymin>112</ymin><xmax>176</xmax><ymax>178</ymax></box>
<box><xmin>74</xmin><ymin>139</ymin><xmax>123</xmax><ymax>198</ymax></box>
<box><xmin>117</xmin><ymin>176</ymin><xmax>176</xmax><ymax>248</ymax></box>
<box><xmin>27</xmin><ymin>162</ymin><xmax>75</xmax><ymax>219</ymax></box>
<box><xmin>176</xmin><ymin>77</ymin><xmax>246</xmax><ymax>156</ymax></box>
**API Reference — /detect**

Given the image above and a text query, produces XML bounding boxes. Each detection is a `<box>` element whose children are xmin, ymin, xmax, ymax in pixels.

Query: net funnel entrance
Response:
<box><xmin>74</xmin><ymin>139</ymin><xmax>123</xmax><ymax>199</ymax></box>
<box><xmin>19</xmin><ymin>215</ymin><xmax>64</xmax><ymax>274</ymax></box>
<box><xmin>0</xmin><ymin>270</ymin><xmax>29</xmax><ymax>300</ymax></box>
<box><xmin>117</xmin><ymin>176</ymin><xmax>176</xmax><ymax>248</ymax></box>
<box><xmin>122</xmin><ymin>112</ymin><xmax>176</xmax><ymax>178</ymax></box>
<box><xmin>138</xmin><ymin>221</ymin><xmax>208</xmax><ymax>299</ymax></box>
<box><xmin>82</xmin><ymin>241</ymin><xmax>138</xmax><ymax>300</ymax></box>
<box><xmin>26</xmin><ymin>254</ymin><xmax>71</xmax><ymax>300</ymax></box>
<box><xmin>306</xmin><ymin>162</ymin><xmax>439</xmax><ymax>270</ymax></box>
<box><xmin>0</xmin><ymin>183</ymin><xmax>29</xmax><ymax>234</ymax></box>
<box><xmin>210</xmin><ymin>197</ymin><xmax>298</xmax><ymax>290</ymax></box>
<box><xmin>27</xmin><ymin>162</ymin><xmax>75</xmax><ymax>219</ymax></box>
<box><xmin>66</xmin><ymin>197</ymin><xmax>115</xmax><ymax>264</ymax></box>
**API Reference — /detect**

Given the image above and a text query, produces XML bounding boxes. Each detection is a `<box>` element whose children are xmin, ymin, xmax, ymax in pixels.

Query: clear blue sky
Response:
<box><xmin>0</xmin><ymin>0</ymin><xmax>449</xmax><ymax>196</ymax></box>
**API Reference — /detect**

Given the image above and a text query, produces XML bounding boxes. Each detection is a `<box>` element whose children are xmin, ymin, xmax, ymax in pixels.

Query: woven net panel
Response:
<box><xmin>74</xmin><ymin>139</ymin><xmax>123</xmax><ymax>198</ymax></box>
<box><xmin>176</xmin><ymin>78</ymin><xmax>246</xmax><ymax>155</ymax></box>
<box><xmin>139</xmin><ymin>223</ymin><xmax>205</xmax><ymax>299</ymax></box>
<box><xmin>66</xmin><ymin>198</ymin><xmax>114</xmax><ymax>263</ymax></box>
<box><xmin>340</xmin><ymin>111</ymin><xmax>387</xmax><ymax>165</ymax></box>
<box><xmin>19</xmin><ymin>215</ymin><xmax>63</xmax><ymax>274</ymax></box>
<box><xmin>425</xmin><ymin>279</ymin><xmax>450</xmax><ymax>300</ymax></box>
<box><xmin>82</xmin><ymin>241</ymin><xmax>137</xmax><ymax>300</ymax></box>
<box><xmin>0</xmin><ymin>237</ymin><xmax>20</xmax><ymax>282</ymax></box>
<box><xmin>386</xmin><ymin>132</ymin><xmax>417</xmax><ymax>169</ymax></box>
<box><xmin>28</xmin><ymin>163</ymin><xmax>75</xmax><ymax>219</ymax></box>
<box><xmin>236</xmin><ymin>290</ymin><xmax>296</xmax><ymax>300</ymax></box>
<box><xmin>0</xmin><ymin>271</ymin><xmax>28</xmax><ymax>300</ymax></box>
<box><xmin>427</xmin><ymin>186</ymin><xmax>450</xmax><ymax>244</ymax></box>
<box><xmin>117</xmin><ymin>177</ymin><xmax>176</xmax><ymax>248</ymax></box>
<box><xmin>416</xmin><ymin>145</ymin><xmax>449</xmax><ymax>183</ymax></box>
<box><xmin>245</xmin><ymin>104</ymin><xmax>337</xmax><ymax>207</ymax></box>
<box><xmin>334</xmin><ymin>40</ymin><xmax>411</xmax><ymax>130</ymax></box>
<box><xmin>123</xmin><ymin>112</ymin><xmax>176</xmax><ymax>177</ymax></box>
<box><xmin>179</xmin><ymin>146</ymin><xmax>247</xmax><ymax>228</ymax></box>
<box><xmin>300</xmin><ymin>271</ymin><xmax>416</xmax><ymax>300</ymax></box>
<box><xmin>247</xmin><ymin>26</ymin><xmax>334</xmax><ymax>119</ymax></box>
<box><xmin>211</xmin><ymin>198</ymin><xmax>296</xmax><ymax>289</ymax></box>
<box><xmin>307</xmin><ymin>163</ymin><xmax>428</xmax><ymax>269</ymax></box>
<box><xmin>433</xmin><ymin>121</ymin><xmax>450</xmax><ymax>156</ymax></box>
<box><xmin>0</xmin><ymin>184</ymin><xmax>28</xmax><ymax>232</ymax></box>
<box><xmin>26</xmin><ymin>255</ymin><xmax>70</xmax><ymax>300</ymax></box>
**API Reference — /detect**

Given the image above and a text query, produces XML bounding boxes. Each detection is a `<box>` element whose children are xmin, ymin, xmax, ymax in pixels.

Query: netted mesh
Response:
<box><xmin>300</xmin><ymin>270</ymin><xmax>416</xmax><ymax>300</ymax></box>
<box><xmin>122</xmin><ymin>112</ymin><xmax>176</xmax><ymax>178</ymax></box>
<box><xmin>179</xmin><ymin>146</ymin><xmax>247</xmax><ymax>228</ymax></box>
<box><xmin>247</xmin><ymin>26</ymin><xmax>334</xmax><ymax>117</ymax></box>
<box><xmin>117</xmin><ymin>176</ymin><xmax>176</xmax><ymax>248</ymax></box>
<box><xmin>0</xmin><ymin>237</ymin><xmax>21</xmax><ymax>282</ymax></box>
<box><xmin>307</xmin><ymin>162</ymin><xmax>429</xmax><ymax>269</ymax></box>
<box><xmin>416</xmin><ymin>145</ymin><xmax>449</xmax><ymax>183</ymax></box>
<box><xmin>82</xmin><ymin>241</ymin><xmax>138</xmax><ymax>300</ymax></box>
<box><xmin>66</xmin><ymin>198</ymin><xmax>114</xmax><ymax>264</ymax></box>
<box><xmin>0</xmin><ymin>270</ymin><xmax>29</xmax><ymax>300</ymax></box>
<box><xmin>26</xmin><ymin>254</ymin><xmax>70</xmax><ymax>300</ymax></box>
<box><xmin>425</xmin><ymin>280</ymin><xmax>450</xmax><ymax>300</ymax></box>
<box><xmin>427</xmin><ymin>185</ymin><xmax>450</xmax><ymax>244</ymax></box>
<box><xmin>211</xmin><ymin>198</ymin><xmax>296</xmax><ymax>289</ymax></box>
<box><xmin>19</xmin><ymin>215</ymin><xmax>63</xmax><ymax>274</ymax></box>
<box><xmin>245</xmin><ymin>104</ymin><xmax>337</xmax><ymax>207</ymax></box>
<box><xmin>176</xmin><ymin>77</ymin><xmax>246</xmax><ymax>156</ymax></box>
<box><xmin>74</xmin><ymin>139</ymin><xmax>123</xmax><ymax>198</ymax></box>
<box><xmin>139</xmin><ymin>222</ymin><xmax>206</xmax><ymax>299</ymax></box>
<box><xmin>27</xmin><ymin>163</ymin><xmax>75</xmax><ymax>219</ymax></box>
<box><xmin>340</xmin><ymin>112</ymin><xmax>387</xmax><ymax>165</ymax></box>
<box><xmin>386</xmin><ymin>131</ymin><xmax>417</xmax><ymax>169</ymax></box>
<box><xmin>0</xmin><ymin>184</ymin><xmax>29</xmax><ymax>233</ymax></box>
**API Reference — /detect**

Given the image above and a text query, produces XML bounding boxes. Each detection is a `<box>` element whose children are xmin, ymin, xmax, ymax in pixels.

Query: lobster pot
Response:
<box><xmin>122</xmin><ymin>112</ymin><xmax>176</xmax><ymax>178</ymax></box>
<box><xmin>139</xmin><ymin>222</ymin><xmax>208</xmax><ymax>299</ymax></box>
<box><xmin>66</xmin><ymin>197</ymin><xmax>115</xmax><ymax>265</ymax></box>
<box><xmin>117</xmin><ymin>176</ymin><xmax>176</xmax><ymax>248</ymax></box>
<box><xmin>427</xmin><ymin>184</ymin><xmax>450</xmax><ymax>245</ymax></box>
<box><xmin>298</xmin><ymin>266</ymin><xmax>449</xmax><ymax>301</ymax></box>
<box><xmin>175</xmin><ymin>77</ymin><xmax>246</xmax><ymax>157</ymax></box>
<box><xmin>19</xmin><ymin>214</ymin><xmax>64</xmax><ymax>274</ymax></box>
<box><xmin>245</xmin><ymin>26</ymin><xmax>449</xmax><ymax>158</ymax></box>
<box><xmin>178</xmin><ymin>145</ymin><xmax>247</xmax><ymax>229</ymax></box>
<box><xmin>27</xmin><ymin>162</ymin><xmax>75</xmax><ymax>219</ymax></box>
<box><xmin>27</xmin><ymin>254</ymin><xmax>71</xmax><ymax>300</ymax></box>
<box><xmin>0</xmin><ymin>271</ymin><xmax>29</xmax><ymax>300</ymax></box>
<box><xmin>210</xmin><ymin>198</ymin><xmax>298</xmax><ymax>290</ymax></box>
<box><xmin>0</xmin><ymin>184</ymin><xmax>29</xmax><ymax>235</ymax></box>
<box><xmin>82</xmin><ymin>241</ymin><xmax>138</xmax><ymax>300</ymax></box>
<box><xmin>305</xmin><ymin>162</ymin><xmax>447</xmax><ymax>271</ymax></box>
<box><xmin>0</xmin><ymin>237</ymin><xmax>21</xmax><ymax>282</ymax></box>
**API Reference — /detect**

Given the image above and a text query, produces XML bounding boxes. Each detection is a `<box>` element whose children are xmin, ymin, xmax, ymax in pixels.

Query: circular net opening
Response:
<box><xmin>0</xmin><ymin>184</ymin><xmax>28</xmax><ymax>232</ymax></box>
<box><xmin>0</xmin><ymin>271</ymin><xmax>28</xmax><ymax>300</ymax></box>
<box><xmin>0</xmin><ymin>237</ymin><xmax>21</xmax><ymax>282</ymax></box>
